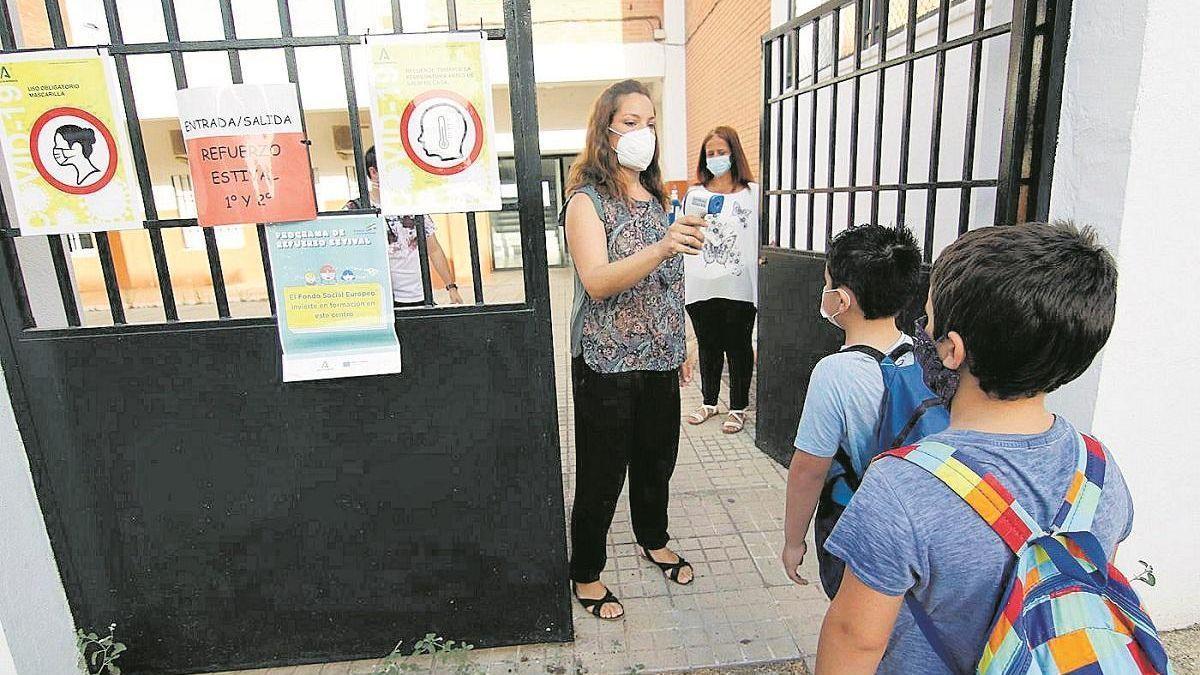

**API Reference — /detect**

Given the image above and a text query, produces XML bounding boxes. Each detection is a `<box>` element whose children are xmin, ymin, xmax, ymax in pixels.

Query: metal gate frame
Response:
<box><xmin>754</xmin><ymin>0</ymin><xmax>1073</xmax><ymax>464</ymax></box>
<box><xmin>0</xmin><ymin>0</ymin><xmax>567</xmax><ymax>672</ymax></box>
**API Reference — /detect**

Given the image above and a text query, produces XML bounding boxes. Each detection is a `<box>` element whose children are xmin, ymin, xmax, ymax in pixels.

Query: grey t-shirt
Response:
<box><xmin>825</xmin><ymin>416</ymin><xmax>1135</xmax><ymax>674</ymax></box>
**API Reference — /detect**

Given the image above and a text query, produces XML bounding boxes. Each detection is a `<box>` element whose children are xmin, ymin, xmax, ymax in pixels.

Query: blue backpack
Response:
<box><xmin>814</xmin><ymin>341</ymin><xmax>951</xmax><ymax>597</ymax></box>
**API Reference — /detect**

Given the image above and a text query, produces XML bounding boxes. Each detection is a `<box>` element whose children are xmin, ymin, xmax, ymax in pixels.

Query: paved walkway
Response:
<box><xmin>214</xmin><ymin>269</ymin><xmax>826</xmax><ymax>674</ymax></box>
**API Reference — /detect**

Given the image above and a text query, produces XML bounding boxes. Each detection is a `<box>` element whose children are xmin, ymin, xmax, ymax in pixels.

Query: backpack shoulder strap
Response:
<box><xmin>1051</xmin><ymin>432</ymin><xmax>1107</xmax><ymax>534</ymax></box>
<box><xmin>887</xmin><ymin>342</ymin><xmax>913</xmax><ymax>362</ymax></box>
<box><xmin>877</xmin><ymin>443</ymin><xmax>1044</xmax><ymax>554</ymax></box>
<box><xmin>842</xmin><ymin>344</ymin><xmax>887</xmax><ymax>363</ymax></box>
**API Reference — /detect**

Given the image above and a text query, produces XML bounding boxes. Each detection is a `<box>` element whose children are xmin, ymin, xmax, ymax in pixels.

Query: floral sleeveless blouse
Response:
<box><xmin>566</xmin><ymin>184</ymin><xmax>686</xmax><ymax>373</ymax></box>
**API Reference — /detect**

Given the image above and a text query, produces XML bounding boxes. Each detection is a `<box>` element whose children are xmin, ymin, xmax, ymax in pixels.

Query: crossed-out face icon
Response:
<box><xmin>417</xmin><ymin>103</ymin><xmax>469</xmax><ymax>162</ymax></box>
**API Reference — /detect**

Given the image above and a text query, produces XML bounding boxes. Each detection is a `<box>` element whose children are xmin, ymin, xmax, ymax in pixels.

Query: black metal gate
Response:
<box><xmin>755</xmin><ymin>0</ymin><xmax>1071</xmax><ymax>463</ymax></box>
<box><xmin>0</xmin><ymin>0</ymin><xmax>569</xmax><ymax>673</ymax></box>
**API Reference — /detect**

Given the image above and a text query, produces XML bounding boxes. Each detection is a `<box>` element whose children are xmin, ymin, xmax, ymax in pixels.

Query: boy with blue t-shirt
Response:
<box><xmin>814</xmin><ymin>222</ymin><xmax>1134</xmax><ymax>674</ymax></box>
<box><xmin>782</xmin><ymin>225</ymin><xmax>923</xmax><ymax>597</ymax></box>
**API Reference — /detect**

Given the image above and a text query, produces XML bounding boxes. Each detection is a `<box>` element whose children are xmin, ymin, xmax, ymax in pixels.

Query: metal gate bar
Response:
<box><xmin>1</xmin><ymin>1</ymin><xmax>518</xmax><ymax>331</ymax></box>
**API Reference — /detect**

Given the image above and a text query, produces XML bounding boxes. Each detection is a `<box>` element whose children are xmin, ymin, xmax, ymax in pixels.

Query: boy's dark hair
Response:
<box><xmin>827</xmin><ymin>224</ymin><xmax>922</xmax><ymax>320</ymax></box>
<box><xmin>930</xmin><ymin>221</ymin><xmax>1117</xmax><ymax>400</ymax></box>
<box><xmin>364</xmin><ymin>145</ymin><xmax>376</xmax><ymax>171</ymax></box>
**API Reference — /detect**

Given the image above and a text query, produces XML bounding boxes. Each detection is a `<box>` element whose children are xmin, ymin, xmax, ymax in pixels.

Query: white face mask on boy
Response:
<box><xmin>819</xmin><ymin>288</ymin><xmax>850</xmax><ymax>329</ymax></box>
<box><xmin>608</xmin><ymin>126</ymin><xmax>657</xmax><ymax>172</ymax></box>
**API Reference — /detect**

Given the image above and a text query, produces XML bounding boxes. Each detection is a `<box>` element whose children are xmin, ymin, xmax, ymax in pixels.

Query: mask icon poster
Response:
<box><xmin>0</xmin><ymin>49</ymin><xmax>144</xmax><ymax>235</ymax></box>
<box><xmin>266</xmin><ymin>215</ymin><xmax>402</xmax><ymax>382</ymax></box>
<box><xmin>176</xmin><ymin>83</ymin><xmax>316</xmax><ymax>227</ymax></box>
<box><xmin>366</xmin><ymin>33</ymin><xmax>501</xmax><ymax>215</ymax></box>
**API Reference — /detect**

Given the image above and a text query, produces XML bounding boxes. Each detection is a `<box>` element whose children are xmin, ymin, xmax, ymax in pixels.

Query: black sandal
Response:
<box><xmin>642</xmin><ymin>547</ymin><xmax>694</xmax><ymax>585</ymax></box>
<box><xmin>573</xmin><ymin>584</ymin><xmax>624</xmax><ymax>620</ymax></box>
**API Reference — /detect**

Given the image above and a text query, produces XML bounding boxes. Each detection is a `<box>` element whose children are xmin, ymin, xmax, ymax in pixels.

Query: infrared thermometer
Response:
<box><xmin>683</xmin><ymin>192</ymin><xmax>725</xmax><ymax>222</ymax></box>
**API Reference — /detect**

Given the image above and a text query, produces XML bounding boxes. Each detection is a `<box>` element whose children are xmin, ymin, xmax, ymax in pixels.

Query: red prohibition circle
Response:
<box><xmin>29</xmin><ymin>106</ymin><xmax>118</xmax><ymax>195</ymax></box>
<box><xmin>399</xmin><ymin>89</ymin><xmax>485</xmax><ymax>176</ymax></box>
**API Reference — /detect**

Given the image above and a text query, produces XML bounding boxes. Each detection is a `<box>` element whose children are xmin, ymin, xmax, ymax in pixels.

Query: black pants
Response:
<box><xmin>569</xmin><ymin>357</ymin><xmax>681</xmax><ymax>583</ymax></box>
<box><xmin>686</xmin><ymin>299</ymin><xmax>757</xmax><ymax>410</ymax></box>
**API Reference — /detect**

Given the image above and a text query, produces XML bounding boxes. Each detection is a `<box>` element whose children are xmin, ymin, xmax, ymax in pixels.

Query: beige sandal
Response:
<box><xmin>722</xmin><ymin>411</ymin><xmax>747</xmax><ymax>434</ymax></box>
<box><xmin>687</xmin><ymin>404</ymin><xmax>719</xmax><ymax>425</ymax></box>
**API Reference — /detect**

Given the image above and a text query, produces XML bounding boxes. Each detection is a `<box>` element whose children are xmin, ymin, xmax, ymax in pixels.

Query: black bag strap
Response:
<box><xmin>841</xmin><ymin>344</ymin><xmax>886</xmax><ymax>362</ymax></box>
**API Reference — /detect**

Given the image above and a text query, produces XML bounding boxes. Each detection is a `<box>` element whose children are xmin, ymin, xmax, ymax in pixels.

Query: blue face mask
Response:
<box><xmin>706</xmin><ymin>154</ymin><xmax>732</xmax><ymax>178</ymax></box>
<box><xmin>914</xmin><ymin>316</ymin><xmax>960</xmax><ymax>405</ymax></box>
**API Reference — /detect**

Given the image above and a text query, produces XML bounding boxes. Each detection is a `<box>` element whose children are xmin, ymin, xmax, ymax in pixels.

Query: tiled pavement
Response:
<box><xmin>214</xmin><ymin>269</ymin><xmax>828</xmax><ymax>675</ymax></box>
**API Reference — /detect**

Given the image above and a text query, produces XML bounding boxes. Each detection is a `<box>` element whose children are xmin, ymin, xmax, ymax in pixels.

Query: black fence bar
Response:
<box><xmin>868</xmin><ymin>0</ymin><xmax>890</xmax><ymax>225</ymax></box>
<box><xmin>846</xmin><ymin>0</ymin><xmax>865</xmax><ymax>229</ymax></box>
<box><xmin>218</xmin><ymin>0</ymin><xmax>276</xmax><ymax>312</ymax></box>
<box><xmin>45</xmin><ymin>0</ymin><xmax>126</xmax><ymax>325</ymax></box>
<box><xmin>391</xmin><ymin>0</ymin><xmax>405</xmax><ymax>32</ymax></box>
<box><xmin>102</xmin><ymin>0</ymin><xmax>179</xmax><ymax>322</ymax></box>
<box><xmin>787</xmin><ymin>32</ymin><xmax>799</xmax><ymax>248</ymax></box>
<box><xmin>332</xmin><ymin>0</ymin><xmax>371</xmax><ymax>219</ymax></box>
<box><xmin>775</xmin><ymin>37</ymin><xmax>786</xmax><ymax>245</ymax></box>
<box><xmin>805</xmin><ymin>19</ymin><xmax>818</xmax><ymax>248</ymax></box>
<box><xmin>758</xmin><ymin>40</ymin><xmax>772</xmax><ymax>246</ymax></box>
<box><xmin>0</xmin><ymin>238</ymin><xmax>33</xmax><ymax>329</ymax></box>
<box><xmin>161</xmin><ymin>0</ymin><xmax>231</xmax><ymax>319</ymax></box>
<box><xmin>923</xmin><ymin>0</ymin><xmax>952</xmax><ymax>260</ymax></box>
<box><xmin>94</xmin><ymin>233</ymin><xmax>126</xmax><ymax>324</ymax></box>
<box><xmin>465</xmin><ymin>213</ymin><xmax>485</xmax><ymax>304</ymax></box>
<box><xmin>895</xmin><ymin>0</ymin><xmax>918</xmax><ymax>228</ymax></box>
<box><xmin>1033</xmin><ymin>0</ymin><xmax>1072</xmax><ymax>221</ymax></box>
<box><xmin>995</xmin><ymin>0</ymin><xmax>1035</xmax><ymax>225</ymax></box>
<box><xmin>0</xmin><ymin>5</ymin><xmax>32</xmax><ymax>332</ymax></box>
<box><xmin>825</xmin><ymin>8</ymin><xmax>840</xmax><ymax>242</ymax></box>
<box><xmin>958</xmin><ymin>0</ymin><xmax>986</xmax><ymax>234</ymax></box>
<box><xmin>40</xmin><ymin>0</ymin><xmax>82</xmax><ymax>327</ymax></box>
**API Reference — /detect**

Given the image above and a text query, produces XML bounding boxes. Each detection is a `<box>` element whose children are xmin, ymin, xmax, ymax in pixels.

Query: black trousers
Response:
<box><xmin>686</xmin><ymin>298</ymin><xmax>757</xmax><ymax>411</ymax></box>
<box><xmin>569</xmin><ymin>357</ymin><xmax>681</xmax><ymax>583</ymax></box>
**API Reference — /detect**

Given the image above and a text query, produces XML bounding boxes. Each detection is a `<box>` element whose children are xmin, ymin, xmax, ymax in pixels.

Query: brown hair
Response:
<box><xmin>566</xmin><ymin>79</ymin><xmax>665</xmax><ymax>207</ymax></box>
<box><xmin>695</xmin><ymin>126</ymin><xmax>755</xmax><ymax>188</ymax></box>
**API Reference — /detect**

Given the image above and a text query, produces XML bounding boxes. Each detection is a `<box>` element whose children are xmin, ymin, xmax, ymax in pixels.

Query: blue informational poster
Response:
<box><xmin>266</xmin><ymin>214</ymin><xmax>402</xmax><ymax>382</ymax></box>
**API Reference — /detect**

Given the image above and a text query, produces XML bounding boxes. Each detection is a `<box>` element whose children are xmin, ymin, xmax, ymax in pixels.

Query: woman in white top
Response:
<box><xmin>683</xmin><ymin>126</ymin><xmax>759</xmax><ymax>433</ymax></box>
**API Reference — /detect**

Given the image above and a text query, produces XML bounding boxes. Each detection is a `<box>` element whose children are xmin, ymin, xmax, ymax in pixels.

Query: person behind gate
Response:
<box><xmin>345</xmin><ymin>145</ymin><xmax>463</xmax><ymax>307</ymax></box>
<box><xmin>682</xmin><ymin>126</ymin><xmax>760</xmax><ymax>435</ymax></box>
<box><xmin>562</xmin><ymin>79</ymin><xmax>707</xmax><ymax>620</ymax></box>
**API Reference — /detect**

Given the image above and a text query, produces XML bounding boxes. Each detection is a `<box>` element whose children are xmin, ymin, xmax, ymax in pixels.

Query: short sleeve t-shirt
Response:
<box><xmin>682</xmin><ymin>183</ymin><xmax>759</xmax><ymax>306</ymax></box>
<box><xmin>344</xmin><ymin>197</ymin><xmax>435</xmax><ymax>303</ymax></box>
<box><xmin>824</xmin><ymin>416</ymin><xmax>1135</xmax><ymax>674</ymax></box>
<box><xmin>793</xmin><ymin>335</ymin><xmax>914</xmax><ymax>482</ymax></box>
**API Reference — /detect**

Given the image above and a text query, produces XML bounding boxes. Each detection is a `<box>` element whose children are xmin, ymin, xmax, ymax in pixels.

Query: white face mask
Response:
<box><xmin>608</xmin><ymin>126</ymin><xmax>656</xmax><ymax>172</ymax></box>
<box><xmin>820</xmin><ymin>288</ymin><xmax>849</xmax><ymax>329</ymax></box>
<box><xmin>706</xmin><ymin>154</ymin><xmax>732</xmax><ymax>177</ymax></box>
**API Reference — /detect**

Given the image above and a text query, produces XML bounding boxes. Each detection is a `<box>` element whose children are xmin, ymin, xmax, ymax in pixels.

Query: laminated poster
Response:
<box><xmin>367</xmin><ymin>33</ymin><xmax>501</xmax><ymax>215</ymax></box>
<box><xmin>0</xmin><ymin>49</ymin><xmax>144</xmax><ymax>235</ymax></box>
<box><xmin>266</xmin><ymin>214</ymin><xmax>402</xmax><ymax>382</ymax></box>
<box><xmin>176</xmin><ymin>83</ymin><xmax>316</xmax><ymax>227</ymax></box>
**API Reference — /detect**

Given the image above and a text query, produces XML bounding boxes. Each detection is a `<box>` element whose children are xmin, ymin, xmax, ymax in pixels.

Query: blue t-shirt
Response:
<box><xmin>824</xmin><ymin>416</ymin><xmax>1135</xmax><ymax>674</ymax></box>
<box><xmin>794</xmin><ymin>336</ymin><xmax>914</xmax><ymax>492</ymax></box>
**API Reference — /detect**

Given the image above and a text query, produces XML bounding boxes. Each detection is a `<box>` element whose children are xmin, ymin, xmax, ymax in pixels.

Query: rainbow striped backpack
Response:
<box><xmin>880</xmin><ymin>434</ymin><xmax>1173</xmax><ymax>674</ymax></box>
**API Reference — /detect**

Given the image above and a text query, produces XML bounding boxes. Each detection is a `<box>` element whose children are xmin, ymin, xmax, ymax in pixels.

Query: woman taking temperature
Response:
<box><xmin>684</xmin><ymin>127</ymin><xmax>759</xmax><ymax>434</ymax></box>
<box><xmin>563</xmin><ymin>80</ymin><xmax>706</xmax><ymax>620</ymax></box>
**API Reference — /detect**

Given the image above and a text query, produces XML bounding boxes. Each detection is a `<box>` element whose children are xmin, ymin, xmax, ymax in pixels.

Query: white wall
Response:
<box><xmin>1052</xmin><ymin>0</ymin><xmax>1200</xmax><ymax>630</ymax></box>
<box><xmin>660</xmin><ymin>0</ymin><xmax>688</xmax><ymax>182</ymax></box>
<box><xmin>0</xmin><ymin>363</ymin><xmax>80</xmax><ymax>674</ymax></box>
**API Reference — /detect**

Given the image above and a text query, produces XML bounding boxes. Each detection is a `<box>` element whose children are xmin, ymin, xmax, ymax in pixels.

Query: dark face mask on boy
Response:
<box><xmin>914</xmin><ymin>315</ymin><xmax>960</xmax><ymax>405</ymax></box>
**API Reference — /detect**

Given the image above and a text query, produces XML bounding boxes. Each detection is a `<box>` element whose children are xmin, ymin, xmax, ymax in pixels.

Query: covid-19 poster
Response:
<box><xmin>366</xmin><ymin>33</ymin><xmax>501</xmax><ymax>215</ymax></box>
<box><xmin>176</xmin><ymin>83</ymin><xmax>316</xmax><ymax>227</ymax></box>
<box><xmin>266</xmin><ymin>215</ymin><xmax>402</xmax><ymax>382</ymax></box>
<box><xmin>0</xmin><ymin>49</ymin><xmax>144</xmax><ymax>235</ymax></box>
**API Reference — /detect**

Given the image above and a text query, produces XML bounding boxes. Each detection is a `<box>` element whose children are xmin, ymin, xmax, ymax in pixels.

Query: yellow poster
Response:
<box><xmin>0</xmin><ymin>49</ymin><xmax>144</xmax><ymax>235</ymax></box>
<box><xmin>366</xmin><ymin>33</ymin><xmax>501</xmax><ymax>216</ymax></box>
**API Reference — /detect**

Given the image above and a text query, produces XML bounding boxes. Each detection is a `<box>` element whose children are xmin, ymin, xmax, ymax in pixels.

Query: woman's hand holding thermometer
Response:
<box><xmin>659</xmin><ymin>214</ymin><xmax>707</xmax><ymax>259</ymax></box>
